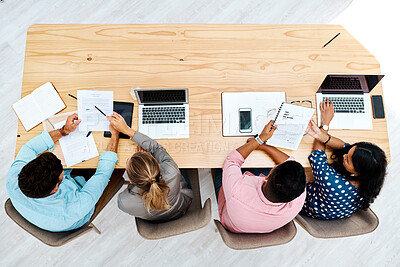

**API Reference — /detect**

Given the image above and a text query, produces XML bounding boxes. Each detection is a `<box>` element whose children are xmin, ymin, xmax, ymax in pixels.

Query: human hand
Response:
<box><xmin>64</xmin><ymin>113</ymin><xmax>81</xmax><ymax>134</ymax></box>
<box><xmin>259</xmin><ymin>120</ymin><xmax>277</xmax><ymax>142</ymax></box>
<box><xmin>320</xmin><ymin>98</ymin><xmax>334</xmax><ymax>126</ymax></box>
<box><xmin>135</xmin><ymin>146</ymin><xmax>145</xmax><ymax>153</ymax></box>
<box><xmin>306</xmin><ymin>120</ymin><xmax>326</xmax><ymax>142</ymax></box>
<box><xmin>107</xmin><ymin>112</ymin><xmax>134</xmax><ymax>136</ymax></box>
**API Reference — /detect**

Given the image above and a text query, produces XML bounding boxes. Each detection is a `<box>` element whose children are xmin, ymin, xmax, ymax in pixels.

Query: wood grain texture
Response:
<box><xmin>16</xmin><ymin>24</ymin><xmax>390</xmax><ymax>168</ymax></box>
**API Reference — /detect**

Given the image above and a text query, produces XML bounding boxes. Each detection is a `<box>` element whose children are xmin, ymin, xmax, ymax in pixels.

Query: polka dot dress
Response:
<box><xmin>302</xmin><ymin>149</ymin><xmax>363</xmax><ymax>219</ymax></box>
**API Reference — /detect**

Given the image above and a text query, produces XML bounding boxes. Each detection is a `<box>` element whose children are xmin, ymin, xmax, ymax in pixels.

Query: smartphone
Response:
<box><xmin>371</xmin><ymin>95</ymin><xmax>385</xmax><ymax>119</ymax></box>
<box><xmin>239</xmin><ymin>108</ymin><xmax>252</xmax><ymax>133</ymax></box>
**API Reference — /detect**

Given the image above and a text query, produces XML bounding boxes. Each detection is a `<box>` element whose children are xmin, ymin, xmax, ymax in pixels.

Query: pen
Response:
<box><xmin>322</xmin><ymin>33</ymin><xmax>340</xmax><ymax>48</ymax></box>
<box><xmin>86</xmin><ymin>131</ymin><xmax>92</xmax><ymax>137</ymax></box>
<box><xmin>68</xmin><ymin>94</ymin><xmax>77</xmax><ymax>100</ymax></box>
<box><xmin>94</xmin><ymin>105</ymin><xmax>107</xmax><ymax>116</ymax></box>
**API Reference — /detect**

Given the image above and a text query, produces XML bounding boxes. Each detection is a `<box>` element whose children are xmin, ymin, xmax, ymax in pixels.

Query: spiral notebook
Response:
<box><xmin>266</xmin><ymin>102</ymin><xmax>314</xmax><ymax>150</ymax></box>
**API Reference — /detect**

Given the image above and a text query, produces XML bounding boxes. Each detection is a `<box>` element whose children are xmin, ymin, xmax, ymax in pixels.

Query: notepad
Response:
<box><xmin>266</xmin><ymin>102</ymin><xmax>314</xmax><ymax>150</ymax></box>
<box><xmin>12</xmin><ymin>82</ymin><xmax>66</xmax><ymax>131</ymax></box>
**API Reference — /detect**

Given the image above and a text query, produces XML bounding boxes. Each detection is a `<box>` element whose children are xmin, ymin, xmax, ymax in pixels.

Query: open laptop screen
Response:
<box><xmin>318</xmin><ymin>74</ymin><xmax>384</xmax><ymax>93</ymax></box>
<box><xmin>136</xmin><ymin>89</ymin><xmax>187</xmax><ymax>104</ymax></box>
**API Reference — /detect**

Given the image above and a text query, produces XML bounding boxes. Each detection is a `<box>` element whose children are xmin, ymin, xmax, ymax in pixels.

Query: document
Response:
<box><xmin>222</xmin><ymin>92</ymin><xmax>286</xmax><ymax>136</ymax></box>
<box><xmin>54</xmin><ymin>121</ymin><xmax>99</xmax><ymax>167</ymax></box>
<box><xmin>266</xmin><ymin>102</ymin><xmax>314</xmax><ymax>150</ymax></box>
<box><xmin>12</xmin><ymin>82</ymin><xmax>66</xmax><ymax>131</ymax></box>
<box><xmin>77</xmin><ymin>90</ymin><xmax>113</xmax><ymax>131</ymax></box>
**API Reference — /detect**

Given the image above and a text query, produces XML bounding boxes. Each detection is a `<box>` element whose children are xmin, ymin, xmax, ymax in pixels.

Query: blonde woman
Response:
<box><xmin>107</xmin><ymin>112</ymin><xmax>192</xmax><ymax>221</ymax></box>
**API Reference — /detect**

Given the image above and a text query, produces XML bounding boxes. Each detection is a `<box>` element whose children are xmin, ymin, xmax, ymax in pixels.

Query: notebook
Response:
<box><xmin>12</xmin><ymin>82</ymin><xmax>66</xmax><ymax>131</ymax></box>
<box><xmin>266</xmin><ymin>102</ymin><xmax>314</xmax><ymax>150</ymax></box>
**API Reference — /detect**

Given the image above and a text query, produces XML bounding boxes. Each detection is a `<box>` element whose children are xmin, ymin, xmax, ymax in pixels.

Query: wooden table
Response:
<box><xmin>16</xmin><ymin>24</ymin><xmax>390</xmax><ymax>168</ymax></box>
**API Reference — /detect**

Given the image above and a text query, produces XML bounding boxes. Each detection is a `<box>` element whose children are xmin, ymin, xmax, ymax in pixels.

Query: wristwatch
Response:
<box><xmin>254</xmin><ymin>134</ymin><xmax>264</xmax><ymax>145</ymax></box>
<box><xmin>319</xmin><ymin>124</ymin><xmax>329</xmax><ymax>131</ymax></box>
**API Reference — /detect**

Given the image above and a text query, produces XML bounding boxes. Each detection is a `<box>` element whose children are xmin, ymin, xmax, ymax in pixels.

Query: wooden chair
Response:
<box><xmin>295</xmin><ymin>208</ymin><xmax>379</xmax><ymax>238</ymax></box>
<box><xmin>135</xmin><ymin>169</ymin><xmax>211</xmax><ymax>240</ymax></box>
<box><xmin>214</xmin><ymin>220</ymin><xmax>297</xmax><ymax>250</ymax></box>
<box><xmin>4</xmin><ymin>170</ymin><xmax>125</xmax><ymax>247</ymax></box>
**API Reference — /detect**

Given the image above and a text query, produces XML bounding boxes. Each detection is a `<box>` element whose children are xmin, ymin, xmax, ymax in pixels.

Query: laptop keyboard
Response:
<box><xmin>323</xmin><ymin>97</ymin><xmax>365</xmax><ymax>113</ymax></box>
<box><xmin>142</xmin><ymin>107</ymin><xmax>186</xmax><ymax>124</ymax></box>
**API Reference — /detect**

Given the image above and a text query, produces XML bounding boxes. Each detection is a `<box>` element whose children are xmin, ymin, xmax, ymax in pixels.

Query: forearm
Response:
<box><xmin>259</xmin><ymin>145</ymin><xmax>289</xmax><ymax>165</ymax></box>
<box><xmin>318</xmin><ymin>131</ymin><xmax>345</xmax><ymax>150</ymax></box>
<box><xmin>236</xmin><ymin>139</ymin><xmax>259</xmax><ymax>160</ymax></box>
<box><xmin>48</xmin><ymin>128</ymin><xmax>65</xmax><ymax>144</ymax></box>
<box><xmin>106</xmin><ymin>135</ymin><xmax>119</xmax><ymax>153</ymax></box>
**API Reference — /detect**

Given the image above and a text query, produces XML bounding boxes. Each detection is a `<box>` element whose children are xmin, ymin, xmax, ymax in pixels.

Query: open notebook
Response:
<box><xmin>12</xmin><ymin>82</ymin><xmax>66</xmax><ymax>131</ymax></box>
<box><xmin>266</xmin><ymin>102</ymin><xmax>314</xmax><ymax>150</ymax></box>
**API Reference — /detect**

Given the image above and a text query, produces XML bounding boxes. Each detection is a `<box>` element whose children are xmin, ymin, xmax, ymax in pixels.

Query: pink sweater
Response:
<box><xmin>218</xmin><ymin>150</ymin><xmax>306</xmax><ymax>233</ymax></box>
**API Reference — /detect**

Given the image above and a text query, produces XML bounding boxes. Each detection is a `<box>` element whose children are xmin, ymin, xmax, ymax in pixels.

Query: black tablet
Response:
<box><xmin>104</xmin><ymin>101</ymin><xmax>134</xmax><ymax>139</ymax></box>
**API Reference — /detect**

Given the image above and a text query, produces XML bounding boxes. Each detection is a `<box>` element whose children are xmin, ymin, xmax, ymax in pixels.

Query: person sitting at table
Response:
<box><xmin>303</xmin><ymin>99</ymin><xmax>387</xmax><ymax>219</ymax></box>
<box><xmin>107</xmin><ymin>112</ymin><xmax>192</xmax><ymax>221</ymax></box>
<box><xmin>217</xmin><ymin>120</ymin><xmax>306</xmax><ymax>233</ymax></box>
<box><xmin>6</xmin><ymin>113</ymin><xmax>120</xmax><ymax>232</ymax></box>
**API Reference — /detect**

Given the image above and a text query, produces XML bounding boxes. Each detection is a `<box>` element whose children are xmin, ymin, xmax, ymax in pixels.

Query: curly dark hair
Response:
<box><xmin>18</xmin><ymin>152</ymin><xmax>63</xmax><ymax>198</ymax></box>
<box><xmin>331</xmin><ymin>142</ymin><xmax>387</xmax><ymax>210</ymax></box>
<box><xmin>269</xmin><ymin>160</ymin><xmax>306</xmax><ymax>202</ymax></box>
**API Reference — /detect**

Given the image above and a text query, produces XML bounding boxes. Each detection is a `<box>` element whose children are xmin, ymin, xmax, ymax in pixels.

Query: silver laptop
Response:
<box><xmin>135</xmin><ymin>88</ymin><xmax>189</xmax><ymax>139</ymax></box>
<box><xmin>316</xmin><ymin>74</ymin><xmax>384</xmax><ymax>129</ymax></box>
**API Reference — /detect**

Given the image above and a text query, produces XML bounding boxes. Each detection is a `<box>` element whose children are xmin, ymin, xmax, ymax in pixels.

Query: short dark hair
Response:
<box><xmin>18</xmin><ymin>152</ymin><xmax>63</xmax><ymax>198</ymax></box>
<box><xmin>269</xmin><ymin>161</ymin><xmax>306</xmax><ymax>202</ymax></box>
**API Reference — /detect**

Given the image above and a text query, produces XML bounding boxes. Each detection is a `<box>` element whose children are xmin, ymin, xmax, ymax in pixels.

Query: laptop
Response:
<box><xmin>316</xmin><ymin>74</ymin><xmax>384</xmax><ymax>129</ymax></box>
<box><xmin>134</xmin><ymin>88</ymin><xmax>189</xmax><ymax>139</ymax></box>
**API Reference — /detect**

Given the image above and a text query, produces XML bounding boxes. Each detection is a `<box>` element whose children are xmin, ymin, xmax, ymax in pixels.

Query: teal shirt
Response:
<box><xmin>6</xmin><ymin>131</ymin><xmax>118</xmax><ymax>232</ymax></box>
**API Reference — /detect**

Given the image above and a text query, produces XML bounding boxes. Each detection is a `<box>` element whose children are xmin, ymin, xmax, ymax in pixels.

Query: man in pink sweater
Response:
<box><xmin>218</xmin><ymin>120</ymin><xmax>306</xmax><ymax>233</ymax></box>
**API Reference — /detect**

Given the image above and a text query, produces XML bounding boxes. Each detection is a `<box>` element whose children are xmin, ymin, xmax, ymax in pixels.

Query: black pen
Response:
<box><xmin>86</xmin><ymin>131</ymin><xmax>92</xmax><ymax>137</ymax></box>
<box><xmin>322</xmin><ymin>33</ymin><xmax>340</xmax><ymax>48</ymax></box>
<box><xmin>68</xmin><ymin>94</ymin><xmax>77</xmax><ymax>100</ymax></box>
<box><xmin>94</xmin><ymin>105</ymin><xmax>107</xmax><ymax>116</ymax></box>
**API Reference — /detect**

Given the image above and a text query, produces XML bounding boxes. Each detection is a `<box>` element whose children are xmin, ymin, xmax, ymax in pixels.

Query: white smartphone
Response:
<box><xmin>239</xmin><ymin>108</ymin><xmax>252</xmax><ymax>133</ymax></box>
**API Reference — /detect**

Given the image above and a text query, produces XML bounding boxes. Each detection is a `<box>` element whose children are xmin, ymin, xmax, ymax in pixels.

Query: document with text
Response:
<box><xmin>266</xmin><ymin>102</ymin><xmax>314</xmax><ymax>150</ymax></box>
<box><xmin>54</xmin><ymin>121</ymin><xmax>99</xmax><ymax>167</ymax></box>
<box><xmin>77</xmin><ymin>90</ymin><xmax>113</xmax><ymax>131</ymax></box>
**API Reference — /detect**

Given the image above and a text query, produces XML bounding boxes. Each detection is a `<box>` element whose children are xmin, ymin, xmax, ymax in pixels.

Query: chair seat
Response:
<box><xmin>295</xmin><ymin>208</ymin><xmax>379</xmax><ymax>238</ymax></box>
<box><xmin>135</xmin><ymin>169</ymin><xmax>212</xmax><ymax>240</ymax></box>
<box><xmin>214</xmin><ymin>220</ymin><xmax>297</xmax><ymax>250</ymax></box>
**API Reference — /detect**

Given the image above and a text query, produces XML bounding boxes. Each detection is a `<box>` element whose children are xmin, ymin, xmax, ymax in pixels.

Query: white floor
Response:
<box><xmin>1</xmin><ymin>0</ymin><xmax>400</xmax><ymax>266</ymax></box>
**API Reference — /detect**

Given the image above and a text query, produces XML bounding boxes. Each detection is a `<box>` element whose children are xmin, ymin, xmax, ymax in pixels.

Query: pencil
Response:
<box><xmin>322</xmin><ymin>33</ymin><xmax>340</xmax><ymax>48</ymax></box>
<box><xmin>68</xmin><ymin>94</ymin><xmax>77</xmax><ymax>100</ymax></box>
<box><xmin>94</xmin><ymin>105</ymin><xmax>107</xmax><ymax>116</ymax></box>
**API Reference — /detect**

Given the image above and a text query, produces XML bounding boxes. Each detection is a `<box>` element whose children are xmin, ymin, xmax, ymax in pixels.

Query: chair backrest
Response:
<box><xmin>135</xmin><ymin>169</ymin><xmax>212</xmax><ymax>240</ymax></box>
<box><xmin>295</xmin><ymin>208</ymin><xmax>379</xmax><ymax>238</ymax></box>
<box><xmin>4</xmin><ymin>198</ymin><xmax>93</xmax><ymax>247</ymax></box>
<box><xmin>214</xmin><ymin>220</ymin><xmax>297</xmax><ymax>250</ymax></box>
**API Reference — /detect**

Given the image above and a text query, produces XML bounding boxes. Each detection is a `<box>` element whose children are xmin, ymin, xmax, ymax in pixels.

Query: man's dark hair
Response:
<box><xmin>18</xmin><ymin>152</ymin><xmax>63</xmax><ymax>198</ymax></box>
<box><xmin>269</xmin><ymin>161</ymin><xmax>306</xmax><ymax>203</ymax></box>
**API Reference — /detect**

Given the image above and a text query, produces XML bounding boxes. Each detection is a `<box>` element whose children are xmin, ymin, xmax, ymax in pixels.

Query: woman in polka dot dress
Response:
<box><xmin>302</xmin><ymin>99</ymin><xmax>387</xmax><ymax>219</ymax></box>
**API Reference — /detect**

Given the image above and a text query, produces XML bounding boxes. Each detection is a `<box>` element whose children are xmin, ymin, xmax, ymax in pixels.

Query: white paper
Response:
<box><xmin>266</xmin><ymin>103</ymin><xmax>315</xmax><ymax>150</ymax></box>
<box><xmin>77</xmin><ymin>90</ymin><xmax>113</xmax><ymax>131</ymax></box>
<box><xmin>222</xmin><ymin>92</ymin><xmax>286</xmax><ymax>136</ymax></box>
<box><xmin>12</xmin><ymin>82</ymin><xmax>65</xmax><ymax>131</ymax></box>
<box><xmin>54</xmin><ymin>121</ymin><xmax>99</xmax><ymax>167</ymax></box>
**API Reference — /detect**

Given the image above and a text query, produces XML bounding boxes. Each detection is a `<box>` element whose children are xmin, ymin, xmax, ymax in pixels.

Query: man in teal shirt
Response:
<box><xmin>6</xmin><ymin>113</ymin><xmax>120</xmax><ymax>232</ymax></box>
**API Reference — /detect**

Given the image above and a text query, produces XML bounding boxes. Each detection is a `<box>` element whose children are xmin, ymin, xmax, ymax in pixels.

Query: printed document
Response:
<box><xmin>78</xmin><ymin>90</ymin><xmax>113</xmax><ymax>131</ymax></box>
<box><xmin>54</xmin><ymin>121</ymin><xmax>99</xmax><ymax>167</ymax></box>
<box><xmin>266</xmin><ymin>102</ymin><xmax>314</xmax><ymax>150</ymax></box>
